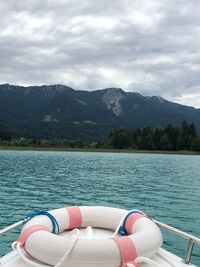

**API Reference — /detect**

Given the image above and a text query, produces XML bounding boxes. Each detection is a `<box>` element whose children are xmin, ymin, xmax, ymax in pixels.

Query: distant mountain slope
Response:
<box><xmin>0</xmin><ymin>83</ymin><xmax>200</xmax><ymax>140</ymax></box>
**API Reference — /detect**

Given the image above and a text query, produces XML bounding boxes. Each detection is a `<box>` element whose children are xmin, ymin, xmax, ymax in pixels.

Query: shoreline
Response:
<box><xmin>0</xmin><ymin>146</ymin><xmax>199</xmax><ymax>155</ymax></box>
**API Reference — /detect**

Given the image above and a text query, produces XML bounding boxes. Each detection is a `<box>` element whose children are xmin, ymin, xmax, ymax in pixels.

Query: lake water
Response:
<box><xmin>0</xmin><ymin>150</ymin><xmax>199</xmax><ymax>265</ymax></box>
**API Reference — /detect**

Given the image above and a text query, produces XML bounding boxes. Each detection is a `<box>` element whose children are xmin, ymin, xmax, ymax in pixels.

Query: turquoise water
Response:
<box><xmin>0</xmin><ymin>150</ymin><xmax>199</xmax><ymax>265</ymax></box>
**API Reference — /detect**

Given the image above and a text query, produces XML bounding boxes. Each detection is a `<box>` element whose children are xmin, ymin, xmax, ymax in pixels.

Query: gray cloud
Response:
<box><xmin>0</xmin><ymin>0</ymin><xmax>200</xmax><ymax>107</ymax></box>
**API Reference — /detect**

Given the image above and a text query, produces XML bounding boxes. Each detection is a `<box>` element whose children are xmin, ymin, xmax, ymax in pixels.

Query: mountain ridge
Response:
<box><xmin>1</xmin><ymin>83</ymin><xmax>200</xmax><ymax>140</ymax></box>
<box><xmin>1</xmin><ymin>83</ymin><xmax>198</xmax><ymax>109</ymax></box>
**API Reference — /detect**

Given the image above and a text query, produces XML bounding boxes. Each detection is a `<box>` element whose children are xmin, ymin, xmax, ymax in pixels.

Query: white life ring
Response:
<box><xmin>14</xmin><ymin>206</ymin><xmax>163</xmax><ymax>267</ymax></box>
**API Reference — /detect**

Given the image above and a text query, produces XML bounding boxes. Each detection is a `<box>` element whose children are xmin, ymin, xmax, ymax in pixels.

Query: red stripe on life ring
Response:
<box><xmin>16</xmin><ymin>225</ymin><xmax>48</xmax><ymax>247</ymax></box>
<box><xmin>125</xmin><ymin>214</ymin><xmax>146</xmax><ymax>235</ymax></box>
<box><xmin>66</xmin><ymin>206</ymin><xmax>82</xmax><ymax>230</ymax></box>
<box><xmin>112</xmin><ymin>236</ymin><xmax>140</xmax><ymax>267</ymax></box>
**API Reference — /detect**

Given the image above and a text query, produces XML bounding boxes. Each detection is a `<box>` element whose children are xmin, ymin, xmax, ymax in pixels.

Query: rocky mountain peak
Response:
<box><xmin>102</xmin><ymin>88</ymin><xmax>125</xmax><ymax>116</ymax></box>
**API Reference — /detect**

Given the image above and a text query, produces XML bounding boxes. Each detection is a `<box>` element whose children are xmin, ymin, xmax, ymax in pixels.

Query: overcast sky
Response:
<box><xmin>0</xmin><ymin>0</ymin><xmax>200</xmax><ymax>107</ymax></box>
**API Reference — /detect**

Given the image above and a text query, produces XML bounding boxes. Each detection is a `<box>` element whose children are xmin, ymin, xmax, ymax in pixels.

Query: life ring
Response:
<box><xmin>14</xmin><ymin>206</ymin><xmax>163</xmax><ymax>267</ymax></box>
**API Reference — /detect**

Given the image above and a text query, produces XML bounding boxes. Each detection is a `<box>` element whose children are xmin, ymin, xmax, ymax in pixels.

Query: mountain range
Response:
<box><xmin>1</xmin><ymin>83</ymin><xmax>200</xmax><ymax>140</ymax></box>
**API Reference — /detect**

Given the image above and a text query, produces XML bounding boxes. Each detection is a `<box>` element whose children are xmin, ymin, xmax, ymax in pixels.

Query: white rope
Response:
<box><xmin>127</xmin><ymin>254</ymin><xmax>177</xmax><ymax>267</ymax></box>
<box><xmin>133</xmin><ymin>256</ymin><xmax>161</xmax><ymax>267</ymax></box>
<box><xmin>15</xmin><ymin>242</ymin><xmax>49</xmax><ymax>267</ymax></box>
<box><xmin>12</xmin><ymin>229</ymin><xmax>80</xmax><ymax>267</ymax></box>
<box><xmin>112</xmin><ymin>210</ymin><xmax>162</xmax><ymax>267</ymax></box>
<box><xmin>157</xmin><ymin>252</ymin><xmax>177</xmax><ymax>267</ymax></box>
<box><xmin>55</xmin><ymin>228</ymin><xmax>80</xmax><ymax>267</ymax></box>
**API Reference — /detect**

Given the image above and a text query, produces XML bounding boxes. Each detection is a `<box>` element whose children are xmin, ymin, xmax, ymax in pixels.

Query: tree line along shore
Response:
<box><xmin>0</xmin><ymin>121</ymin><xmax>200</xmax><ymax>153</ymax></box>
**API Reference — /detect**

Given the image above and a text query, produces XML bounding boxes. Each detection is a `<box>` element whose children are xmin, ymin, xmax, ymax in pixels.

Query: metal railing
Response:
<box><xmin>0</xmin><ymin>218</ymin><xmax>28</xmax><ymax>236</ymax></box>
<box><xmin>0</xmin><ymin>218</ymin><xmax>199</xmax><ymax>265</ymax></box>
<box><xmin>153</xmin><ymin>219</ymin><xmax>200</xmax><ymax>265</ymax></box>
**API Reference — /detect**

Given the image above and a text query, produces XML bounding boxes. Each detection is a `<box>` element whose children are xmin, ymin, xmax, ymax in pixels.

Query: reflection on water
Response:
<box><xmin>0</xmin><ymin>150</ymin><xmax>199</xmax><ymax>264</ymax></box>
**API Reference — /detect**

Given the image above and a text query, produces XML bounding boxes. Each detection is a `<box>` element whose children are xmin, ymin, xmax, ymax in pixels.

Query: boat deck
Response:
<box><xmin>0</xmin><ymin>248</ymin><xmax>196</xmax><ymax>267</ymax></box>
<box><xmin>0</xmin><ymin>227</ymin><xmax>198</xmax><ymax>267</ymax></box>
<box><xmin>0</xmin><ymin>214</ymin><xmax>199</xmax><ymax>267</ymax></box>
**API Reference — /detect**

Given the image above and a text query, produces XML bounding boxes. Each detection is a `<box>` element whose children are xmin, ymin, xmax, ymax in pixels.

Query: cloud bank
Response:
<box><xmin>0</xmin><ymin>0</ymin><xmax>200</xmax><ymax>107</ymax></box>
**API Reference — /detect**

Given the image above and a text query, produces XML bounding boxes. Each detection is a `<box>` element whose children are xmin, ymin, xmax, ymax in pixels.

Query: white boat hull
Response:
<box><xmin>0</xmin><ymin>228</ymin><xmax>197</xmax><ymax>267</ymax></box>
<box><xmin>0</xmin><ymin>247</ymin><xmax>197</xmax><ymax>267</ymax></box>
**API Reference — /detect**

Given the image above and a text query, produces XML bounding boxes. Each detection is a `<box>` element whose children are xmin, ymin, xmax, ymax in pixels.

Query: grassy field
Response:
<box><xmin>0</xmin><ymin>145</ymin><xmax>199</xmax><ymax>155</ymax></box>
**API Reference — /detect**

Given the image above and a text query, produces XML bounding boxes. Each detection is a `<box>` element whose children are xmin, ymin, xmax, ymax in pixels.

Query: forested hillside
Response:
<box><xmin>1</xmin><ymin>84</ymin><xmax>200</xmax><ymax>140</ymax></box>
